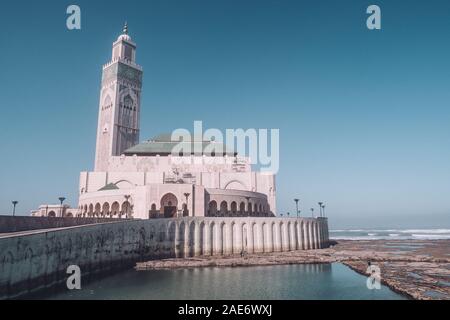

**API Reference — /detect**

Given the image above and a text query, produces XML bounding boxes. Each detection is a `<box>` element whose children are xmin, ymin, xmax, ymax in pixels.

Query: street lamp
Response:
<box><xmin>322</xmin><ymin>204</ymin><xmax>326</xmax><ymax>217</ymax></box>
<box><xmin>124</xmin><ymin>195</ymin><xmax>131</xmax><ymax>218</ymax></box>
<box><xmin>318</xmin><ymin>202</ymin><xmax>323</xmax><ymax>217</ymax></box>
<box><xmin>184</xmin><ymin>193</ymin><xmax>190</xmax><ymax>217</ymax></box>
<box><xmin>12</xmin><ymin>201</ymin><xmax>18</xmax><ymax>217</ymax></box>
<box><xmin>294</xmin><ymin>198</ymin><xmax>299</xmax><ymax>217</ymax></box>
<box><xmin>310</xmin><ymin>208</ymin><xmax>314</xmax><ymax>218</ymax></box>
<box><xmin>58</xmin><ymin>197</ymin><xmax>66</xmax><ymax>217</ymax></box>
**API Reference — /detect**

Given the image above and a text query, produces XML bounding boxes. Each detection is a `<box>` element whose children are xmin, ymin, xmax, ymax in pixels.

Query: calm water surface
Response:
<box><xmin>41</xmin><ymin>263</ymin><xmax>405</xmax><ymax>300</ymax></box>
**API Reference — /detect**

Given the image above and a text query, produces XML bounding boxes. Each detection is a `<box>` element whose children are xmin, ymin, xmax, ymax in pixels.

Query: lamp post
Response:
<box><xmin>310</xmin><ymin>208</ymin><xmax>314</xmax><ymax>218</ymax></box>
<box><xmin>124</xmin><ymin>195</ymin><xmax>131</xmax><ymax>218</ymax></box>
<box><xmin>12</xmin><ymin>201</ymin><xmax>18</xmax><ymax>217</ymax></box>
<box><xmin>184</xmin><ymin>193</ymin><xmax>190</xmax><ymax>217</ymax></box>
<box><xmin>318</xmin><ymin>202</ymin><xmax>323</xmax><ymax>217</ymax></box>
<box><xmin>294</xmin><ymin>198</ymin><xmax>299</xmax><ymax>217</ymax></box>
<box><xmin>322</xmin><ymin>204</ymin><xmax>326</xmax><ymax>217</ymax></box>
<box><xmin>58</xmin><ymin>197</ymin><xmax>66</xmax><ymax>217</ymax></box>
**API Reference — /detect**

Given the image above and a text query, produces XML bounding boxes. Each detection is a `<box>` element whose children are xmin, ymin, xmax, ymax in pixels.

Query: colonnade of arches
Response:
<box><xmin>165</xmin><ymin>218</ymin><xmax>329</xmax><ymax>258</ymax></box>
<box><xmin>206</xmin><ymin>200</ymin><xmax>271</xmax><ymax>217</ymax></box>
<box><xmin>77</xmin><ymin>201</ymin><xmax>132</xmax><ymax>218</ymax></box>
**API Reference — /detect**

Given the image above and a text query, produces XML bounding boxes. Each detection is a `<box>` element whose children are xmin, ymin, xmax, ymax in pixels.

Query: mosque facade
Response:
<box><xmin>32</xmin><ymin>25</ymin><xmax>329</xmax><ymax>252</ymax></box>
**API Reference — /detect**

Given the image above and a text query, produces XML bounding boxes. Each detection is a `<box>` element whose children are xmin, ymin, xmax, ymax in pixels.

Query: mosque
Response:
<box><xmin>31</xmin><ymin>25</ymin><xmax>329</xmax><ymax>253</ymax></box>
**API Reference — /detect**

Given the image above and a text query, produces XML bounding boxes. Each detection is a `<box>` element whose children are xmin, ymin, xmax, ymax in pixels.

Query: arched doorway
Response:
<box><xmin>220</xmin><ymin>201</ymin><xmax>228</xmax><ymax>216</ymax></box>
<box><xmin>102</xmin><ymin>203</ymin><xmax>110</xmax><ymax>217</ymax></box>
<box><xmin>239</xmin><ymin>202</ymin><xmax>245</xmax><ymax>216</ymax></box>
<box><xmin>160</xmin><ymin>193</ymin><xmax>178</xmax><ymax>218</ymax></box>
<box><xmin>121</xmin><ymin>201</ymin><xmax>131</xmax><ymax>218</ymax></box>
<box><xmin>48</xmin><ymin>211</ymin><xmax>56</xmax><ymax>217</ymax></box>
<box><xmin>94</xmin><ymin>203</ymin><xmax>101</xmax><ymax>217</ymax></box>
<box><xmin>208</xmin><ymin>201</ymin><xmax>217</xmax><ymax>217</ymax></box>
<box><xmin>111</xmin><ymin>202</ymin><xmax>120</xmax><ymax>217</ymax></box>
<box><xmin>230</xmin><ymin>202</ymin><xmax>237</xmax><ymax>215</ymax></box>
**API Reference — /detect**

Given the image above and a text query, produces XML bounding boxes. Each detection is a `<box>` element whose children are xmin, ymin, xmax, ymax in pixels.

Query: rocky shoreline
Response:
<box><xmin>136</xmin><ymin>239</ymin><xmax>450</xmax><ymax>300</ymax></box>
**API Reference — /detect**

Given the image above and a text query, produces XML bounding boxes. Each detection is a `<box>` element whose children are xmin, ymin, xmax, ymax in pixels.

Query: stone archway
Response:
<box><xmin>208</xmin><ymin>201</ymin><xmax>217</xmax><ymax>217</ymax></box>
<box><xmin>160</xmin><ymin>193</ymin><xmax>178</xmax><ymax>218</ymax></box>
<box><xmin>111</xmin><ymin>202</ymin><xmax>120</xmax><ymax>217</ymax></box>
<box><xmin>230</xmin><ymin>202</ymin><xmax>237</xmax><ymax>215</ymax></box>
<box><xmin>220</xmin><ymin>201</ymin><xmax>228</xmax><ymax>216</ymax></box>
<box><xmin>48</xmin><ymin>211</ymin><xmax>56</xmax><ymax>217</ymax></box>
<box><xmin>239</xmin><ymin>202</ymin><xmax>245</xmax><ymax>216</ymax></box>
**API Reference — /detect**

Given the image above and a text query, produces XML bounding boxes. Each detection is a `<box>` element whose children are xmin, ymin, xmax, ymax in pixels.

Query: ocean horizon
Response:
<box><xmin>330</xmin><ymin>228</ymin><xmax>450</xmax><ymax>240</ymax></box>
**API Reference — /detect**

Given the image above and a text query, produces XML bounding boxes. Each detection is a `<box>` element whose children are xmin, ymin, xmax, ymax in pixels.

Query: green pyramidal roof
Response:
<box><xmin>98</xmin><ymin>183</ymin><xmax>119</xmax><ymax>191</ymax></box>
<box><xmin>123</xmin><ymin>133</ymin><xmax>236</xmax><ymax>156</ymax></box>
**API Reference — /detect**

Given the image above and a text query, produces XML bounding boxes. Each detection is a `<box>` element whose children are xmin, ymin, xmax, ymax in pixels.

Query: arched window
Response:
<box><xmin>103</xmin><ymin>95</ymin><xmax>112</xmax><ymax>111</ymax></box>
<box><xmin>123</xmin><ymin>95</ymin><xmax>134</xmax><ymax>127</ymax></box>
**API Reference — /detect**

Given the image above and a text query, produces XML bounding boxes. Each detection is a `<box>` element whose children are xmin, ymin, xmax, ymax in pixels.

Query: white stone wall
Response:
<box><xmin>0</xmin><ymin>217</ymin><xmax>329</xmax><ymax>299</ymax></box>
<box><xmin>166</xmin><ymin>217</ymin><xmax>329</xmax><ymax>258</ymax></box>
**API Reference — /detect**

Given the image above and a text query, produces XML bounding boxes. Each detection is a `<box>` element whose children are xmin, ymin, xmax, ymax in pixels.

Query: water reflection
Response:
<box><xmin>39</xmin><ymin>263</ymin><xmax>405</xmax><ymax>300</ymax></box>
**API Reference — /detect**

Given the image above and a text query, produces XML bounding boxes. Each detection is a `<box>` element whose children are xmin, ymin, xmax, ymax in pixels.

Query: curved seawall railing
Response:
<box><xmin>0</xmin><ymin>217</ymin><xmax>329</xmax><ymax>299</ymax></box>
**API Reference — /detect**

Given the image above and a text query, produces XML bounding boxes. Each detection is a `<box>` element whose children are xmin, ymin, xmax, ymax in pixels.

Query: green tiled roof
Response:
<box><xmin>123</xmin><ymin>133</ymin><xmax>236</xmax><ymax>156</ymax></box>
<box><xmin>98</xmin><ymin>183</ymin><xmax>119</xmax><ymax>191</ymax></box>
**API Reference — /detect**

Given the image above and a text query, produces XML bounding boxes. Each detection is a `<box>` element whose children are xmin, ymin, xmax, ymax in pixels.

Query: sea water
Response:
<box><xmin>330</xmin><ymin>228</ymin><xmax>450</xmax><ymax>240</ymax></box>
<box><xmin>37</xmin><ymin>263</ymin><xmax>405</xmax><ymax>300</ymax></box>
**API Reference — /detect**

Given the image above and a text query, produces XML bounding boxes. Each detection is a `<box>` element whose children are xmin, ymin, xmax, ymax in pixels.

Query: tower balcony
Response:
<box><xmin>103</xmin><ymin>57</ymin><xmax>143</xmax><ymax>71</ymax></box>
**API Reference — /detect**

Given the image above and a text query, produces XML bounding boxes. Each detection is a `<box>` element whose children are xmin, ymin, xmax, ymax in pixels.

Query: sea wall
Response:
<box><xmin>0</xmin><ymin>217</ymin><xmax>329</xmax><ymax>299</ymax></box>
<box><xmin>0</xmin><ymin>216</ymin><xmax>129</xmax><ymax>233</ymax></box>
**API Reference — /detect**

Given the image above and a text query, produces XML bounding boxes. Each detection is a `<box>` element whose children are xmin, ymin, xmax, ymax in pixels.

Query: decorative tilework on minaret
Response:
<box><xmin>94</xmin><ymin>24</ymin><xmax>143</xmax><ymax>171</ymax></box>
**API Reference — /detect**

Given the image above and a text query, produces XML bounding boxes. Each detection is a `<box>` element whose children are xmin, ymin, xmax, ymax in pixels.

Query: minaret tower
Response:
<box><xmin>94</xmin><ymin>23</ymin><xmax>143</xmax><ymax>171</ymax></box>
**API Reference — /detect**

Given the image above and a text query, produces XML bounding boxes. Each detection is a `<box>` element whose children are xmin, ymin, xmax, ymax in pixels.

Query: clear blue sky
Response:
<box><xmin>0</xmin><ymin>0</ymin><xmax>449</xmax><ymax>229</ymax></box>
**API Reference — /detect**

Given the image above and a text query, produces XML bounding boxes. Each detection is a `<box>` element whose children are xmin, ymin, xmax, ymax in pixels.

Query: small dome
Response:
<box><xmin>117</xmin><ymin>34</ymin><xmax>131</xmax><ymax>41</ymax></box>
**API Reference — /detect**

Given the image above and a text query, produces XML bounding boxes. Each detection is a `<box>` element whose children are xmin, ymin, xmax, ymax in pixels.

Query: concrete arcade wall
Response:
<box><xmin>0</xmin><ymin>217</ymin><xmax>329</xmax><ymax>299</ymax></box>
<box><xmin>0</xmin><ymin>216</ymin><xmax>129</xmax><ymax>234</ymax></box>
